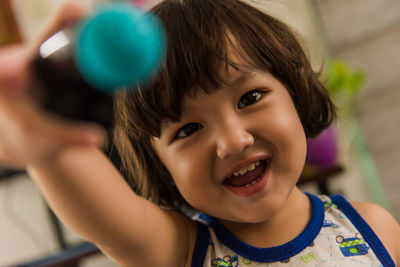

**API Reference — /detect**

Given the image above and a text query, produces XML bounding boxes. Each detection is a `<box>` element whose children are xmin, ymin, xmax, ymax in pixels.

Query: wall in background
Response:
<box><xmin>315</xmin><ymin>0</ymin><xmax>400</xmax><ymax>220</ymax></box>
<box><xmin>0</xmin><ymin>0</ymin><xmax>23</xmax><ymax>45</ymax></box>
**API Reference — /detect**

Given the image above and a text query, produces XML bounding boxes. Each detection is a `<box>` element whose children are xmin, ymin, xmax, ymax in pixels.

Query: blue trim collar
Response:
<box><xmin>193</xmin><ymin>193</ymin><xmax>324</xmax><ymax>263</ymax></box>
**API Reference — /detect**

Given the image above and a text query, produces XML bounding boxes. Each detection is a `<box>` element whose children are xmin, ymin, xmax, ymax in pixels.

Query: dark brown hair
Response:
<box><xmin>113</xmin><ymin>0</ymin><xmax>336</xmax><ymax>210</ymax></box>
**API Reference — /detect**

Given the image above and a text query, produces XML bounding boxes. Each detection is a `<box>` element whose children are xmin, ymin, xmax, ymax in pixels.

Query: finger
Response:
<box><xmin>0</xmin><ymin>2</ymin><xmax>91</xmax><ymax>95</ymax></box>
<box><xmin>0</xmin><ymin>150</ymin><xmax>27</xmax><ymax>170</ymax></box>
<box><xmin>31</xmin><ymin>0</ymin><xmax>92</xmax><ymax>54</ymax></box>
<box><xmin>0</xmin><ymin>45</ymin><xmax>31</xmax><ymax>95</ymax></box>
<box><xmin>40</xmin><ymin>112</ymin><xmax>107</xmax><ymax>147</ymax></box>
<box><xmin>0</xmin><ymin>93</ymin><xmax>104</xmax><ymax>159</ymax></box>
<box><xmin>20</xmin><ymin>99</ymin><xmax>106</xmax><ymax>148</ymax></box>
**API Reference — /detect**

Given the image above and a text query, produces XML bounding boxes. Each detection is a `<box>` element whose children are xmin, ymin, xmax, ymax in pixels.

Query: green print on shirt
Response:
<box><xmin>242</xmin><ymin>258</ymin><xmax>252</xmax><ymax>265</ymax></box>
<box><xmin>300</xmin><ymin>252</ymin><xmax>315</xmax><ymax>264</ymax></box>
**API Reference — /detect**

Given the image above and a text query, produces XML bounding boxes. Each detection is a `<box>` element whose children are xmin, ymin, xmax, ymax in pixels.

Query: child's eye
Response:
<box><xmin>238</xmin><ymin>90</ymin><xmax>264</xmax><ymax>109</ymax></box>
<box><xmin>174</xmin><ymin>123</ymin><xmax>203</xmax><ymax>139</ymax></box>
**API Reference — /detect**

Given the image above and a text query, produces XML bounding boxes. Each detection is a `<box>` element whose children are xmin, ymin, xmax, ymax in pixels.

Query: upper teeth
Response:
<box><xmin>232</xmin><ymin>160</ymin><xmax>260</xmax><ymax>176</ymax></box>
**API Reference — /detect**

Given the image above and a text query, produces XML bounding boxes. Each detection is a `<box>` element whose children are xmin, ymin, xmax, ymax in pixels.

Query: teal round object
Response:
<box><xmin>74</xmin><ymin>3</ymin><xmax>165</xmax><ymax>92</ymax></box>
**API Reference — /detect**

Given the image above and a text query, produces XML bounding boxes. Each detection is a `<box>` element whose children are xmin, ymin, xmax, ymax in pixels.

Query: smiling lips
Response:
<box><xmin>223</xmin><ymin>159</ymin><xmax>269</xmax><ymax>197</ymax></box>
<box><xmin>224</xmin><ymin>160</ymin><xmax>265</xmax><ymax>187</ymax></box>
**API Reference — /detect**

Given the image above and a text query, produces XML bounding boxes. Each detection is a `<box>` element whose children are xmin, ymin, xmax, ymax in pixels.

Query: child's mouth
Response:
<box><xmin>223</xmin><ymin>159</ymin><xmax>269</xmax><ymax>197</ymax></box>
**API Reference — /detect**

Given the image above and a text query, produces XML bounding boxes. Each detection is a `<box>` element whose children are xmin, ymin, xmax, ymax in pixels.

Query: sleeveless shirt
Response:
<box><xmin>191</xmin><ymin>194</ymin><xmax>395</xmax><ymax>267</ymax></box>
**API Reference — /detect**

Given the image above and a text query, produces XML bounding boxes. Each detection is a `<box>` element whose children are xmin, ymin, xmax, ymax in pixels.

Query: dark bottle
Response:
<box><xmin>31</xmin><ymin>3</ymin><xmax>164</xmax><ymax>130</ymax></box>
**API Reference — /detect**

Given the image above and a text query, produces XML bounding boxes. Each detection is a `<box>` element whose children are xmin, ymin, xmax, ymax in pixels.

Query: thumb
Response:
<box><xmin>31</xmin><ymin>0</ymin><xmax>92</xmax><ymax>54</ymax></box>
<box><xmin>0</xmin><ymin>45</ymin><xmax>31</xmax><ymax>96</ymax></box>
<box><xmin>0</xmin><ymin>0</ymin><xmax>91</xmax><ymax>95</ymax></box>
<box><xmin>0</xmin><ymin>1</ymin><xmax>91</xmax><ymax>96</ymax></box>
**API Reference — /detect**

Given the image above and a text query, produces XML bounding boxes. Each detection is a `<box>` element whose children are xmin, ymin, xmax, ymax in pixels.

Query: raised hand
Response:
<box><xmin>0</xmin><ymin>1</ymin><xmax>105</xmax><ymax>169</ymax></box>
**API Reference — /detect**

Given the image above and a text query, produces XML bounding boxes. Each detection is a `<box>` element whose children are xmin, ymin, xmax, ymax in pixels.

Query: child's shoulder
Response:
<box><xmin>351</xmin><ymin>201</ymin><xmax>400</xmax><ymax>265</ymax></box>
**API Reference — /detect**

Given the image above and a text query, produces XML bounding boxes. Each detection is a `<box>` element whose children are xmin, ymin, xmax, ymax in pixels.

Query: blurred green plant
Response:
<box><xmin>322</xmin><ymin>59</ymin><xmax>366</xmax><ymax>114</ymax></box>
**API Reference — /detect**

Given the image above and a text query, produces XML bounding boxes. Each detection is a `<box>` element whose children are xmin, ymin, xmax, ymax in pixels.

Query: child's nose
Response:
<box><xmin>216</xmin><ymin>119</ymin><xmax>254</xmax><ymax>159</ymax></box>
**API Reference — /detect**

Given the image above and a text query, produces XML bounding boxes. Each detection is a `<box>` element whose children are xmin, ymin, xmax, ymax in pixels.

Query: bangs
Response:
<box><xmin>117</xmin><ymin>0</ymin><xmax>303</xmax><ymax>138</ymax></box>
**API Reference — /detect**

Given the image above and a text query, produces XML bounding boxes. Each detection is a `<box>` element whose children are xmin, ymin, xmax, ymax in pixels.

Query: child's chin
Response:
<box><xmin>224</xmin><ymin>209</ymin><xmax>277</xmax><ymax>224</ymax></box>
<box><xmin>230</xmin><ymin>200</ymin><xmax>286</xmax><ymax>224</ymax></box>
<box><xmin>242</xmin><ymin>213</ymin><xmax>275</xmax><ymax>224</ymax></box>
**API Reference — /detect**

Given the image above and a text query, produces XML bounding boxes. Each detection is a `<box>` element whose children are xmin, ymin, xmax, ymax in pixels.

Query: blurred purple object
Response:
<box><xmin>306</xmin><ymin>124</ymin><xmax>338</xmax><ymax>169</ymax></box>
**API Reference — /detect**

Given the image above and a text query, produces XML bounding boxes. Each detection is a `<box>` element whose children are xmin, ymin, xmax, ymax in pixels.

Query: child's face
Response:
<box><xmin>152</xmin><ymin>66</ymin><xmax>307</xmax><ymax>223</ymax></box>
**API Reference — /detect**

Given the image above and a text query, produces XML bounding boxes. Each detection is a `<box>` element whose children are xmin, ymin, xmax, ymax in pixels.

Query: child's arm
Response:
<box><xmin>0</xmin><ymin>46</ymin><xmax>196</xmax><ymax>267</ymax></box>
<box><xmin>352</xmin><ymin>202</ymin><xmax>400</xmax><ymax>265</ymax></box>
<box><xmin>27</xmin><ymin>147</ymin><xmax>197</xmax><ymax>267</ymax></box>
<box><xmin>0</xmin><ymin>2</ymin><xmax>197</xmax><ymax>266</ymax></box>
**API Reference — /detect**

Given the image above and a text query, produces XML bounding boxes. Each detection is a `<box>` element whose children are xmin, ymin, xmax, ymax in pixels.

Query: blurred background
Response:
<box><xmin>0</xmin><ymin>0</ymin><xmax>399</xmax><ymax>266</ymax></box>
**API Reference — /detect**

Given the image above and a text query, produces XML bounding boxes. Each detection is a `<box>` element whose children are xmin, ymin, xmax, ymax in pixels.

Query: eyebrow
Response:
<box><xmin>227</xmin><ymin>71</ymin><xmax>256</xmax><ymax>87</ymax></box>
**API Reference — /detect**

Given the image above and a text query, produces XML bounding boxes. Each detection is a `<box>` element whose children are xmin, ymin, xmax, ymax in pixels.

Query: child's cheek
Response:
<box><xmin>265</xmin><ymin>95</ymin><xmax>307</xmax><ymax>173</ymax></box>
